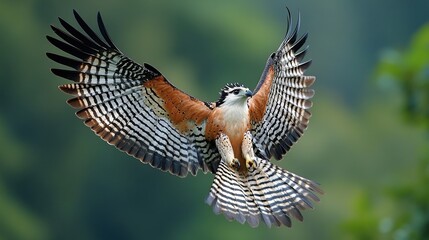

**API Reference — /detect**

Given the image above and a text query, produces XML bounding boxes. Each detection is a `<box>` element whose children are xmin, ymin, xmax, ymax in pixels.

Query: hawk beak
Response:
<box><xmin>245</xmin><ymin>89</ymin><xmax>253</xmax><ymax>97</ymax></box>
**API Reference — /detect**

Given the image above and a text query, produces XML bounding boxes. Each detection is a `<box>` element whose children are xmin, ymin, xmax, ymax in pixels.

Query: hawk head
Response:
<box><xmin>216</xmin><ymin>83</ymin><xmax>253</xmax><ymax>107</ymax></box>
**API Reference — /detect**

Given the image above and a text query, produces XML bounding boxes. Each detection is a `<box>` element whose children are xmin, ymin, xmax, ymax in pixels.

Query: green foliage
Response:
<box><xmin>386</xmin><ymin>156</ymin><xmax>429</xmax><ymax>239</ymax></box>
<box><xmin>342</xmin><ymin>192</ymin><xmax>379</xmax><ymax>239</ymax></box>
<box><xmin>376</xmin><ymin>24</ymin><xmax>429</xmax><ymax>129</ymax></box>
<box><xmin>344</xmin><ymin>24</ymin><xmax>429</xmax><ymax>240</ymax></box>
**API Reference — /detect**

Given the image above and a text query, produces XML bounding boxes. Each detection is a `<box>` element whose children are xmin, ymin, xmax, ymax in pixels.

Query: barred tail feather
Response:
<box><xmin>205</xmin><ymin>157</ymin><xmax>322</xmax><ymax>228</ymax></box>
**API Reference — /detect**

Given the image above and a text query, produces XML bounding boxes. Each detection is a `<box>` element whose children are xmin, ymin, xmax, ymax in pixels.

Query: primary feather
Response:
<box><xmin>47</xmin><ymin>7</ymin><xmax>321</xmax><ymax>228</ymax></box>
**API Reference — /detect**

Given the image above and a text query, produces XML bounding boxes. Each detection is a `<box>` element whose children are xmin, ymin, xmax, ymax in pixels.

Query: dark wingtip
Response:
<box><xmin>46</xmin><ymin>35</ymin><xmax>88</xmax><ymax>60</ymax></box>
<box><xmin>57</xmin><ymin>17</ymin><xmax>67</xmax><ymax>27</ymax></box>
<box><xmin>282</xmin><ymin>8</ymin><xmax>301</xmax><ymax>46</ymax></box>
<box><xmin>295</xmin><ymin>45</ymin><xmax>309</xmax><ymax>62</ymax></box>
<box><xmin>97</xmin><ymin>12</ymin><xmax>103</xmax><ymax>26</ymax></box>
<box><xmin>51</xmin><ymin>68</ymin><xmax>79</xmax><ymax>81</ymax></box>
<box><xmin>143</xmin><ymin>63</ymin><xmax>161</xmax><ymax>76</ymax></box>
<box><xmin>299</xmin><ymin>59</ymin><xmax>312</xmax><ymax>72</ymax></box>
<box><xmin>73</xmin><ymin>9</ymin><xmax>109</xmax><ymax>49</ymax></box>
<box><xmin>47</xmin><ymin>52</ymin><xmax>82</xmax><ymax>69</ymax></box>
<box><xmin>50</xmin><ymin>68</ymin><xmax>62</xmax><ymax>77</ymax></box>
<box><xmin>46</xmin><ymin>52</ymin><xmax>60</xmax><ymax>63</ymax></box>
<box><xmin>46</xmin><ymin>34</ymin><xmax>56</xmax><ymax>44</ymax></box>
<box><xmin>97</xmin><ymin>11</ymin><xmax>119</xmax><ymax>50</ymax></box>
<box><xmin>72</xmin><ymin>9</ymin><xmax>80</xmax><ymax>19</ymax></box>
<box><xmin>284</xmin><ymin>6</ymin><xmax>293</xmax><ymax>39</ymax></box>
<box><xmin>285</xmin><ymin>6</ymin><xmax>291</xmax><ymax>28</ymax></box>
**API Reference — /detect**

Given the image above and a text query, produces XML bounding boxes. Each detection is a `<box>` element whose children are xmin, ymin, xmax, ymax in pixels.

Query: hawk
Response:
<box><xmin>47</xmin><ymin>8</ymin><xmax>322</xmax><ymax>228</ymax></box>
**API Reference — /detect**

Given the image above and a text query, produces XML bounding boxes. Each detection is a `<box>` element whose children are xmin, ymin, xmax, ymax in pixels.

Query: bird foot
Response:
<box><xmin>246</xmin><ymin>158</ymin><xmax>257</xmax><ymax>172</ymax></box>
<box><xmin>229</xmin><ymin>158</ymin><xmax>240</xmax><ymax>171</ymax></box>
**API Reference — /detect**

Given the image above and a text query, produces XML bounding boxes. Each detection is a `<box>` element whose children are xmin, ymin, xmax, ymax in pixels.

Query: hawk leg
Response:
<box><xmin>242</xmin><ymin>131</ymin><xmax>257</xmax><ymax>172</ymax></box>
<box><xmin>215</xmin><ymin>133</ymin><xmax>240</xmax><ymax>171</ymax></box>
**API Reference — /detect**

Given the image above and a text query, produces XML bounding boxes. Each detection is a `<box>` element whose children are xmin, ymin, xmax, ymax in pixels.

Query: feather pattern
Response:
<box><xmin>249</xmin><ymin>10</ymin><xmax>316</xmax><ymax>160</ymax></box>
<box><xmin>47</xmin><ymin>10</ymin><xmax>221</xmax><ymax>176</ymax></box>
<box><xmin>48</xmin><ymin>9</ymin><xmax>321</xmax><ymax>228</ymax></box>
<box><xmin>206</xmin><ymin>157</ymin><xmax>322</xmax><ymax>227</ymax></box>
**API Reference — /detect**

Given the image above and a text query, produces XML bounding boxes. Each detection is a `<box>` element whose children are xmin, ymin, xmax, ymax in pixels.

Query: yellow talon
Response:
<box><xmin>246</xmin><ymin>157</ymin><xmax>256</xmax><ymax>172</ymax></box>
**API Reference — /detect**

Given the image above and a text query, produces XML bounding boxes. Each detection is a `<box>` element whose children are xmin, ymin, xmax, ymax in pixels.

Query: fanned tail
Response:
<box><xmin>205</xmin><ymin>157</ymin><xmax>322</xmax><ymax>228</ymax></box>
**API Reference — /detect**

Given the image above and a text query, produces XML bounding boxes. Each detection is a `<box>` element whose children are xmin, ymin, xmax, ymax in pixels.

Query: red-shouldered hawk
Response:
<box><xmin>47</xmin><ymin>8</ymin><xmax>322</xmax><ymax>228</ymax></box>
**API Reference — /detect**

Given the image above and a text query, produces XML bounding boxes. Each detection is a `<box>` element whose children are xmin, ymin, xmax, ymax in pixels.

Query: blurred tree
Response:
<box><xmin>343</xmin><ymin>24</ymin><xmax>429</xmax><ymax>240</ymax></box>
<box><xmin>376</xmin><ymin>24</ymin><xmax>429</xmax><ymax>129</ymax></box>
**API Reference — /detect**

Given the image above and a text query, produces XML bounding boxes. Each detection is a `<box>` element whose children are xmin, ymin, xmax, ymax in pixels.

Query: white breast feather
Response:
<box><xmin>220</xmin><ymin>100</ymin><xmax>249</xmax><ymax>136</ymax></box>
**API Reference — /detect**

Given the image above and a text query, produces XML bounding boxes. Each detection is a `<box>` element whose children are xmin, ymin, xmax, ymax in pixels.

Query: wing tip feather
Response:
<box><xmin>299</xmin><ymin>59</ymin><xmax>312</xmax><ymax>72</ymax></box>
<box><xmin>304</xmin><ymin>76</ymin><xmax>316</xmax><ymax>87</ymax></box>
<box><xmin>58</xmin><ymin>84</ymin><xmax>78</xmax><ymax>95</ymax></box>
<box><xmin>66</xmin><ymin>97</ymin><xmax>84</xmax><ymax>108</ymax></box>
<box><xmin>51</xmin><ymin>68</ymin><xmax>79</xmax><ymax>82</ymax></box>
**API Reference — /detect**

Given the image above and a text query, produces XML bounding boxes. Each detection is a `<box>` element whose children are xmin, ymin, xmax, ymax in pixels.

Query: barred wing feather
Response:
<box><xmin>249</xmin><ymin>11</ymin><xmax>316</xmax><ymax>160</ymax></box>
<box><xmin>47</xmin><ymin>11</ymin><xmax>220</xmax><ymax>177</ymax></box>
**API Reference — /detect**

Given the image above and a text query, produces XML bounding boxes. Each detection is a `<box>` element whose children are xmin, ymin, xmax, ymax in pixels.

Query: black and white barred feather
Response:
<box><xmin>47</xmin><ymin>8</ymin><xmax>322</xmax><ymax>229</ymax></box>
<box><xmin>206</xmin><ymin>157</ymin><xmax>322</xmax><ymax>227</ymax></box>
<box><xmin>47</xmin><ymin>10</ymin><xmax>220</xmax><ymax>177</ymax></box>
<box><xmin>251</xmin><ymin>10</ymin><xmax>316</xmax><ymax>160</ymax></box>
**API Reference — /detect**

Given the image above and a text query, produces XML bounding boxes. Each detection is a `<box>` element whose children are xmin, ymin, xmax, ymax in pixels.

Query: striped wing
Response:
<box><xmin>47</xmin><ymin>11</ymin><xmax>221</xmax><ymax>177</ymax></box>
<box><xmin>249</xmin><ymin>10</ymin><xmax>316</xmax><ymax>160</ymax></box>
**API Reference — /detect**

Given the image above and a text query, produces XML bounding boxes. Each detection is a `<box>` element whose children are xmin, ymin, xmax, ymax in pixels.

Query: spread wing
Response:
<box><xmin>47</xmin><ymin>10</ymin><xmax>221</xmax><ymax>177</ymax></box>
<box><xmin>249</xmin><ymin>10</ymin><xmax>316</xmax><ymax>160</ymax></box>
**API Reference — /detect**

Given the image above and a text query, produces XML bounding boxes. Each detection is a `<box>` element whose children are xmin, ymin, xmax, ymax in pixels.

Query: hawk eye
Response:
<box><xmin>232</xmin><ymin>89</ymin><xmax>240</xmax><ymax>95</ymax></box>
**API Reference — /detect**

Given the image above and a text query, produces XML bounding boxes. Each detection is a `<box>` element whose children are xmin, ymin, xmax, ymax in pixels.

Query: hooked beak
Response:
<box><xmin>245</xmin><ymin>89</ymin><xmax>253</xmax><ymax>97</ymax></box>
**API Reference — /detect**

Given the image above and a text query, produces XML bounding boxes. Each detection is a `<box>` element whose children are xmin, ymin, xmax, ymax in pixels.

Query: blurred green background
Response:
<box><xmin>1</xmin><ymin>0</ymin><xmax>429</xmax><ymax>239</ymax></box>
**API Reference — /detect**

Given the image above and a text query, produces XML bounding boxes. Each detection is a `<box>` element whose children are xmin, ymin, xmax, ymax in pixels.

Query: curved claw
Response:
<box><xmin>246</xmin><ymin>158</ymin><xmax>257</xmax><ymax>172</ymax></box>
<box><xmin>230</xmin><ymin>158</ymin><xmax>240</xmax><ymax>171</ymax></box>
